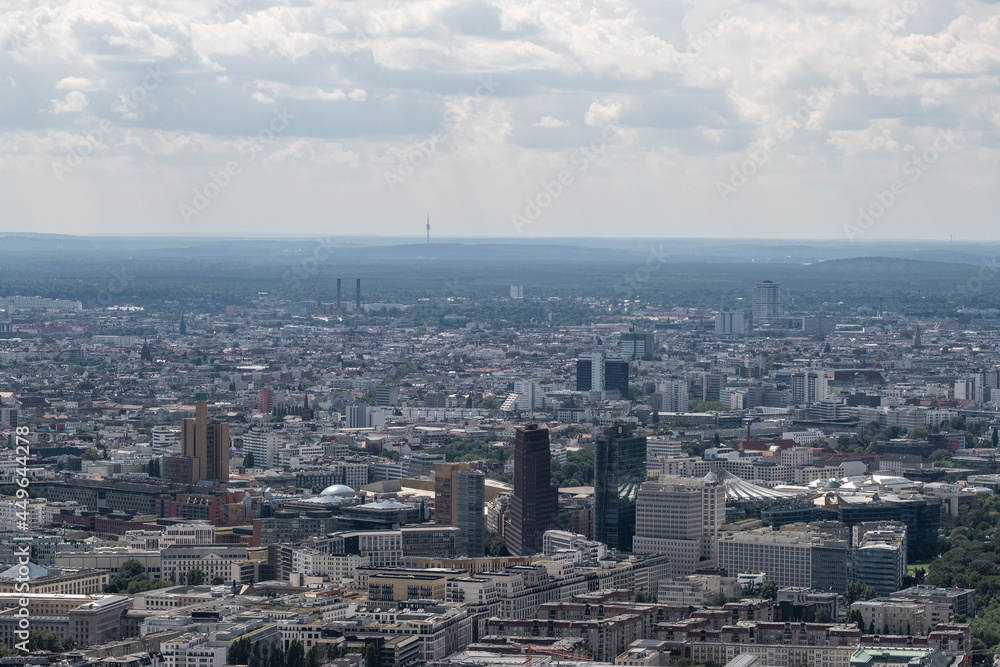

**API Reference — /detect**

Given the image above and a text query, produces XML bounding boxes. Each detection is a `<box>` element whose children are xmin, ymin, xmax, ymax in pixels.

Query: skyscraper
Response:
<box><xmin>594</xmin><ymin>424</ymin><xmax>646</xmax><ymax>552</ymax></box>
<box><xmin>166</xmin><ymin>393</ymin><xmax>229</xmax><ymax>485</ymax></box>
<box><xmin>435</xmin><ymin>462</ymin><xmax>486</xmax><ymax>557</ymax></box>
<box><xmin>505</xmin><ymin>424</ymin><xmax>558</xmax><ymax>556</ymax></box>
<box><xmin>576</xmin><ymin>352</ymin><xmax>629</xmax><ymax>395</ymax></box>
<box><xmin>752</xmin><ymin>280</ymin><xmax>783</xmax><ymax>322</ymax></box>
<box><xmin>632</xmin><ymin>475</ymin><xmax>724</xmax><ymax>575</ymax></box>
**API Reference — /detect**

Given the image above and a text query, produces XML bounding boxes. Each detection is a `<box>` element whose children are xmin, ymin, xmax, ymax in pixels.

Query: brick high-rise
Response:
<box><xmin>165</xmin><ymin>393</ymin><xmax>229</xmax><ymax>485</ymax></box>
<box><xmin>505</xmin><ymin>424</ymin><xmax>558</xmax><ymax>556</ymax></box>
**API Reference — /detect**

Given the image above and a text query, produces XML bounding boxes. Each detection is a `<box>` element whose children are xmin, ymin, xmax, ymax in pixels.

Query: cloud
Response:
<box><xmin>536</xmin><ymin>115</ymin><xmax>567</xmax><ymax>127</ymax></box>
<box><xmin>49</xmin><ymin>91</ymin><xmax>88</xmax><ymax>114</ymax></box>
<box><xmin>0</xmin><ymin>0</ymin><xmax>998</xmax><ymax>239</ymax></box>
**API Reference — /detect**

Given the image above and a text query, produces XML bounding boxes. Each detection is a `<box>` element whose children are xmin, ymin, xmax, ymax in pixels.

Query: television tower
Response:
<box><xmin>426</xmin><ymin>213</ymin><xmax>430</xmax><ymax>243</ymax></box>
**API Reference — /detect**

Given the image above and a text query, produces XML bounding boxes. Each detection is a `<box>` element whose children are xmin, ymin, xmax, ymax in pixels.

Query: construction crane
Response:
<box><xmin>513</xmin><ymin>643</ymin><xmax>592</xmax><ymax>667</ymax></box>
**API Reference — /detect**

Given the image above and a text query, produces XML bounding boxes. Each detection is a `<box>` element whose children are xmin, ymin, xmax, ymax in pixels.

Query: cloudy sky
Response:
<box><xmin>1</xmin><ymin>0</ymin><xmax>998</xmax><ymax>239</ymax></box>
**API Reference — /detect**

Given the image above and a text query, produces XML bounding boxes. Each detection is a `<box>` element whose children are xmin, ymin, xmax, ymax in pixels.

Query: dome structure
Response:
<box><xmin>320</xmin><ymin>484</ymin><xmax>356</xmax><ymax>497</ymax></box>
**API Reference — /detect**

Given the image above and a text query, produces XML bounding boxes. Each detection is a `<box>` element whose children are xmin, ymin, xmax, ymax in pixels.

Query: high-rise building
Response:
<box><xmin>576</xmin><ymin>352</ymin><xmax>605</xmax><ymax>392</ymax></box>
<box><xmin>258</xmin><ymin>389</ymin><xmax>273</xmax><ymax>414</ymax></box>
<box><xmin>621</xmin><ymin>332</ymin><xmax>655</xmax><ymax>359</ymax></box>
<box><xmin>376</xmin><ymin>386</ymin><xmax>399</xmax><ymax>406</ymax></box>
<box><xmin>434</xmin><ymin>462</ymin><xmax>486</xmax><ymax>558</ymax></box>
<box><xmin>791</xmin><ymin>370</ymin><xmax>829</xmax><ymax>404</ymax></box>
<box><xmin>655</xmin><ymin>380</ymin><xmax>689</xmax><ymax>413</ymax></box>
<box><xmin>165</xmin><ymin>394</ymin><xmax>229</xmax><ymax>485</ymax></box>
<box><xmin>604</xmin><ymin>358</ymin><xmax>630</xmax><ymax>396</ymax></box>
<box><xmin>347</xmin><ymin>403</ymin><xmax>368</xmax><ymax>429</ymax></box>
<box><xmin>715</xmin><ymin>311</ymin><xmax>747</xmax><ymax>336</ymax></box>
<box><xmin>505</xmin><ymin>424</ymin><xmax>558</xmax><ymax>556</ymax></box>
<box><xmin>594</xmin><ymin>424</ymin><xmax>646</xmax><ymax>552</ymax></box>
<box><xmin>576</xmin><ymin>352</ymin><xmax>629</xmax><ymax>394</ymax></box>
<box><xmin>456</xmin><ymin>468</ymin><xmax>486</xmax><ymax>557</ymax></box>
<box><xmin>702</xmin><ymin>372</ymin><xmax>726</xmax><ymax>403</ymax></box>
<box><xmin>632</xmin><ymin>476</ymin><xmax>724</xmax><ymax>575</ymax></box>
<box><xmin>752</xmin><ymin>280</ymin><xmax>783</xmax><ymax>322</ymax></box>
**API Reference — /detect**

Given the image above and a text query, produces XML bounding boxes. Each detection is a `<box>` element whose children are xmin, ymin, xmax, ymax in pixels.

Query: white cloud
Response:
<box><xmin>0</xmin><ymin>0</ymin><xmax>999</xmax><ymax>238</ymax></box>
<box><xmin>536</xmin><ymin>115</ymin><xmax>567</xmax><ymax>127</ymax></box>
<box><xmin>55</xmin><ymin>77</ymin><xmax>95</xmax><ymax>91</ymax></box>
<box><xmin>49</xmin><ymin>91</ymin><xmax>88</xmax><ymax>114</ymax></box>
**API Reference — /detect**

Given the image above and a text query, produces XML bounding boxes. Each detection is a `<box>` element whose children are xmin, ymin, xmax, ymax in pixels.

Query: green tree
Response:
<box><xmin>305</xmin><ymin>645</ymin><xmax>327</xmax><ymax>667</ymax></box>
<box><xmin>187</xmin><ymin>568</ymin><xmax>206</xmax><ymax>586</ymax></box>
<box><xmin>364</xmin><ymin>643</ymin><xmax>379</xmax><ymax>667</ymax></box>
<box><xmin>485</xmin><ymin>531</ymin><xmax>510</xmax><ymax>557</ymax></box>
<box><xmin>907</xmin><ymin>426</ymin><xmax>929</xmax><ymax>440</ymax></box>
<box><xmin>815</xmin><ymin>608</ymin><xmax>832</xmax><ymax>623</ymax></box>
<box><xmin>285</xmin><ymin>640</ymin><xmax>305</xmax><ymax>667</ymax></box>
<box><xmin>635</xmin><ymin>589</ymin><xmax>655</xmax><ymax>603</ymax></box>
<box><xmin>758</xmin><ymin>581</ymin><xmax>778</xmax><ymax>600</ymax></box>
<box><xmin>993</xmin><ymin>428</ymin><xmax>998</xmax><ymax>449</ymax></box>
<box><xmin>846</xmin><ymin>580</ymin><xmax>878</xmax><ymax>605</ymax></box>
<box><xmin>243</xmin><ymin>451</ymin><xmax>256</xmax><ymax>468</ymax></box>
<box><xmin>82</xmin><ymin>447</ymin><xmax>100</xmax><ymax>461</ymax></box>
<box><xmin>212</xmin><ymin>575</ymin><xmax>225</xmax><ymax>585</ymax></box>
<box><xmin>28</xmin><ymin>629</ymin><xmax>64</xmax><ymax>651</ymax></box>
<box><xmin>147</xmin><ymin>458</ymin><xmax>161</xmax><ymax>477</ymax></box>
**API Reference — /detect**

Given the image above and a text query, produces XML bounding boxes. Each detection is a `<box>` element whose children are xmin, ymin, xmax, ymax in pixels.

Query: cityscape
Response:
<box><xmin>4</xmin><ymin>0</ymin><xmax>1000</xmax><ymax>664</ymax></box>
<box><xmin>0</xmin><ymin>245</ymin><xmax>994</xmax><ymax>667</ymax></box>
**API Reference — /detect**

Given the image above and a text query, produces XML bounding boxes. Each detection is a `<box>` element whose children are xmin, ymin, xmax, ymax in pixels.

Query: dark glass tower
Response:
<box><xmin>594</xmin><ymin>423</ymin><xmax>646</xmax><ymax>552</ymax></box>
<box><xmin>505</xmin><ymin>424</ymin><xmax>558</xmax><ymax>556</ymax></box>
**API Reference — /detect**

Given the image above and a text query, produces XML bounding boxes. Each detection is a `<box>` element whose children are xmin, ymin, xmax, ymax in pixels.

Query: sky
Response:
<box><xmin>1</xmin><ymin>0</ymin><xmax>998</xmax><ymax>240</ymax></box>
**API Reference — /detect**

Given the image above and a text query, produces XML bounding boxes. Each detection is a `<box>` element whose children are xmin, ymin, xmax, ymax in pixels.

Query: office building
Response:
<box><xmin>791</xmin><ymin>370</ymin><xmax>829</xmax><ymax>404</ymax></box>
<box><xmin>576</xmin><ymin>353</ymin><xmax>629</xmax><ymax>395</ymax></box>
<box><xmin>753</xmin><ymin>280</ymin><xmax>783</xmax><ymax>322</ymax></box>
<box><xmin>505</xmin><ymin>424</ymin><xmax>558</xmax><ymax>556</ymax></box>
<box><xmin>594</xmin><ymin>424</ymin><xmax>646</xmax><ymax>552</ymax></box>
<box><xmin>703</xmin><ymin>372</ymin><xmax>726</xmax><ymax>403</ymax></box>
<box><xmin>510</xmin><ymin>285</ymin><xmax>524</xmax><ymax>299</ymax></box>
<box><xmin>165</xmin><ymin>394</ymin><xmax>229</xmax><ymax>485</ymax></box>
<box><xmin>715</xmin><ymin>311</ymin><xmax>748</xmax><ymax>336</ymax></box>
<box><xmin>654</xmin><ymin>380</ymin><xmax>689</xmax><ymax>413</ymax></box>
<box><xmin>717</xmin><ymin>529</ymin><xmax>850</xmax><ymax>592</ymax></box>
<box><xmin>621</xmin><ymin>332</ymin><xmax>655</xmax><ymax>359</ymax></box>
<box><xmin>853</xmin><ymin>524</ymin><xmax>907</xmax><ymax>595</ymax></box>
<box><xmin>435</xmin><ymin>462</ymin><xmax>486</xmax><ymax>557</ymax></box>
<box><xmin>632</xmin><ymin>476</ymin><xmax>723</xmax><ymax>574</ymax></box>
<box><xmin>346</xmin><ymin>403</ymin><xmax>368</xmax><ymax>429</ymax></box>
<box><xmin>376</xmin><ymin>385</ymin><xmax>399</xmax><ymax>406</ymax></box>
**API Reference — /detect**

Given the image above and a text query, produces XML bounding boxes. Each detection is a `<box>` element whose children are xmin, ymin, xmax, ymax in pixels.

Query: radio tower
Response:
<box><xmin>426</xmin><ymin>213</ymin><xmax>430</xmax><ymax>243</ymax></box>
